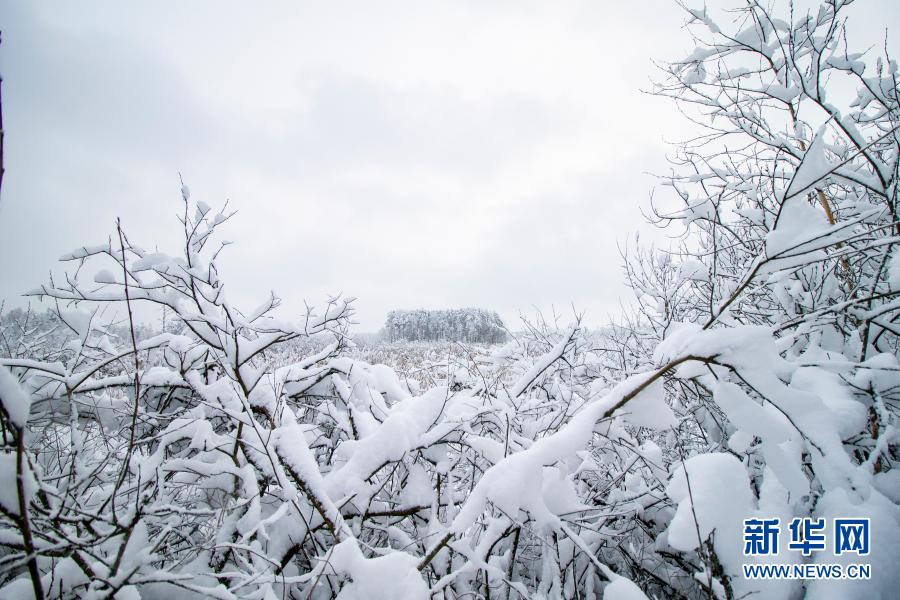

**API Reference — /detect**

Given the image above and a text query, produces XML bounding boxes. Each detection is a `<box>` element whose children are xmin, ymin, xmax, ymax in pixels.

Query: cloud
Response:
<box><xmin>2</xmin><ymin>0</ymin><xmax>896</xmax><ymax>330</ymax></box>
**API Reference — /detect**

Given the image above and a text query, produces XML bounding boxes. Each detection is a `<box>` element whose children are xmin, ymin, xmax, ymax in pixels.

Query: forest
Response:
<box><xmin>0</xmin><ymin>1</ymin><xmax>898</xmax><ymax>599</ymax></box>
<box><xmin>383</xmin><ymin>309</ymin><xmax>508</xmax><ymax>344</ymax></box>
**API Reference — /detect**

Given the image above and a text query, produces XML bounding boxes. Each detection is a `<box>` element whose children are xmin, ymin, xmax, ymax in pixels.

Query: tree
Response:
<box><xmin>384</xmin><ymin>308</ymin><xmax>508</xmax><ymax>343</ymax></box>
<box><xmin>612</xmin><ymin>1</ymin><xmax>900</xmax><ymax>596</ymax></box>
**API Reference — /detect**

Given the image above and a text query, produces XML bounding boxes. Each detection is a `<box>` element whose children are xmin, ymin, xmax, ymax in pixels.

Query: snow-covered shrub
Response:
<box><xmin>613</xmin><ymin>1</ymin><xmax>900</xmax><ymax>597</ymax></box>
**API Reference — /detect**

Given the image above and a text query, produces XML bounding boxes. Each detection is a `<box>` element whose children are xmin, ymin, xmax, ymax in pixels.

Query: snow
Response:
<box><xmin>713</xmin><ymin>381</ymin><xmax>792</xmax><ymax>443</ymax></box>
<box><xmin>325</xmin><ymin>386</ymin><xmax>451</xmax><ymax>500</ymax></box>
<box><xmin>509</xmin><ymin>328</ymin><xmax>575</xmax><ymax>397</ymax></box>
<box><xmin>763</xmin><ymin>83</ymin><xmax>801</xmax><ymax>102</ymax></box>
<box><xmin>0</xmin><ymin>452</ymin><xmax>36</xmax><ymax>516</ymax></box>
<box><xmin>371</xmin><ymin>363</ymin><xmax>411</xmax><ymax>404</ymax></box>
<box><xmin>93</xmin><ymin>268</ymin><xmax>118</xmax><ymax>284</ymax></box>
<box><xmin>277</xmin><ymin>424</ymin><xmax>339</xmax><ymax>511</ymax></box>
<box><xmin>59</xmin><ymin>308</ymin><xmax>94</xmax><ymax>338</ymax></box>
<box><xmin>541</xmin><ymin>467</ymin><xmax>590</xmax><ymax>515</ymax></box>
<box><xmin>451</xmin><ymin>370</ymin><xmax>669</xmax><ymax>534</ymax></box>
<box><xmin>665</xmin><ymin>453</ymin><xmax>752</xmax><ymax>569</ymax></box>
<box><xmin>889</xmin><ymin>251</ymin><xmax>900</xmax><ymax>291</ymax></box>
<box><xmin>671</xmin><ymin>198</ymin><xmax>716</xmax><ymax>224</ymax></box>
<box><xmin>59</xmin><ymin>244</ymin><xmax>109</xmax><ymax>261</ymax></box>
<box><xmin>399</xmin><ymin>462</ymin><xmax>434</xmax><ymax>508</ymax></box>
<box><xmin>132</xmin><ymin>252</ymin><xmax>175</xmax><ymax>272</ymax></box>
<box><xmin>765</xmin><ymin>196</ymin><xmax>830</xmax><ymax>257</ymax></box>
<box><xmin>603</xmin><ymin>576</ymin><xmax>649</xmax><ymax>600</ymax></box>
<box><xmin>784</xmin><ymin>126</ymin><xmax>834</xmax><ymax>200</ymax></box>
<box><xmin>611</xmin><ymin>377</ymin><xmax>677</xmax><ymax>430</ymax></box>
<box><xmin>653</xmin><ymin>322</ymin><xmax>786</xmax><ymax>376</ymax></box>
<box><xmin>328</xmin><ymin>539</ymin><xmax>429</xmax><ymax>600</ymax></box>
<box><xmin>677</xmin><ymin>259</ymin><xmax>708</xmax><ymax>282</ymax></box>
<box><xmin>806</xmin><ymin>487</ymin><xmax>900</xmax><ymax>600</ymax></box>
<box><xmin>0</xmin><ymin>366</ymin><xmax>32</xmax><ymax>428</ymax></box>
<box><xmin>727</xmin><ymin>430</ymin><xmax>754</xmax><ymax>453</ymax></box>
<box><xmin>682</xmin><ymin>62</ymin><xmax>706</xmax><ymax>85</ymax></box>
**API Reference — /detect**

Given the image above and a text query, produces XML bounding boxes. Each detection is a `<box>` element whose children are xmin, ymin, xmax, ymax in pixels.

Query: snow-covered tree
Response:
<box><xmin>384</xmin><ymin>308</ymin><xmax>508</xmax><ymax>344</ymax></box>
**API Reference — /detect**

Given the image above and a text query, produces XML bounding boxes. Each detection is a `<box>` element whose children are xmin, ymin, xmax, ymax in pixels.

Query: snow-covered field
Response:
<box><xmin>272</xmin><ymin>338</ymin><xmax>506</xmax><ymax>393</ymax></box>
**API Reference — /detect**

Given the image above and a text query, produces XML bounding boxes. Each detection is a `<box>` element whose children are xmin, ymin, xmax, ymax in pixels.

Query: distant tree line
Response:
<box><xmin>384</xmin><ymin>308</ymin><xmax>507</xmax><ymax>343</ymax></box>
<box><xmin>1</xmin><ymin>306</ymin><xmax>180</xmax><ymax>354</ymax></box>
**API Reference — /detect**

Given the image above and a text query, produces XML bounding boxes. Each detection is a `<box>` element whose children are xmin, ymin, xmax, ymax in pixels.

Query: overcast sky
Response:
<box><xmin>1</xmin><ymin>1</ymin><xmax>898</xmax><ymax>331</ymax></box>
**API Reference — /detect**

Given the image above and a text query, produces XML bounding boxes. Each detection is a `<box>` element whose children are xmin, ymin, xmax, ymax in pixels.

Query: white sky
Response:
<box><xmin>1</xmin><ymin>0</ymin><xmax>897</xmax><ymax>331</ymax></box>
